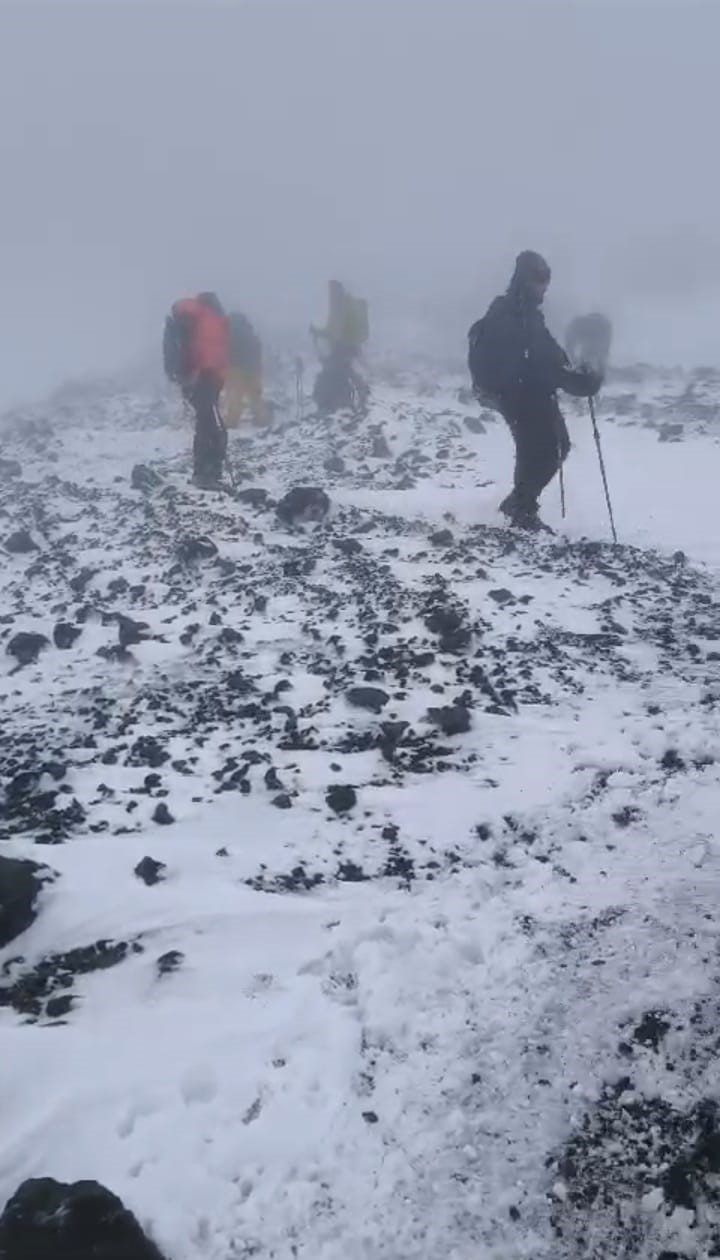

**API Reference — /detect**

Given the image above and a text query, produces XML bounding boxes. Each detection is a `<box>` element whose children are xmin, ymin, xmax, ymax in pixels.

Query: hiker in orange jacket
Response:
<box><xmin>163</xmin><ymin>292</ymin><xmax>229</xmax><ymax>487</ymax></box>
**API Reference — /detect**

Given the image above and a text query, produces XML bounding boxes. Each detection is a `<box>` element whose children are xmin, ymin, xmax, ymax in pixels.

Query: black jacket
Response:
<box><xmin>471</xmin><ymin>291</ymin><xmax>598</xmax><ymax>403</ymax></box>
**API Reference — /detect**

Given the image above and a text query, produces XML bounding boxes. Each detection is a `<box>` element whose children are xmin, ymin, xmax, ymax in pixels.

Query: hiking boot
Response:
<box><xmin>511</xmin><ymin>508</ymin><xmax>553</xmax><ymax>534</ymax></box>
<box><xmin>192</xmin><ymin>471</ymin><xmax>225</xmax><ymax>491</ymax></box>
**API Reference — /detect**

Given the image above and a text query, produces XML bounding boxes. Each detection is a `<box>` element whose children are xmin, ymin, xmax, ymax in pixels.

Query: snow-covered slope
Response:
<box><xmin>1</xmin><ymin>362</ymin><xmax>720</xmax><ymax>1259</ymax></box>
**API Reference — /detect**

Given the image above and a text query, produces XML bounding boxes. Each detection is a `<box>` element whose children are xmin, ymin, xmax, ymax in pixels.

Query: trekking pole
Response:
<box><xmin>588</xmin><ymin>395</ymin><xmax>617</xmax><ymax>544</ymax></box>
<box><xmin>557</xmin><ymin>431</ymin><xmax>567</xmax><ymax>519</ymax></box>
<box><xmin>295</xmin><ymin>356</ymin><xmax>304</xmax><ymax>421</ymax></box>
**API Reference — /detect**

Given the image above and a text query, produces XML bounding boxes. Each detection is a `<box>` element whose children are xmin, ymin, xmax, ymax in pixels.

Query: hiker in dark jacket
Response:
<box><xmin>469</xmin><ymin>251</ymin><xmax>601</xmax><ymax>531</ymax></box>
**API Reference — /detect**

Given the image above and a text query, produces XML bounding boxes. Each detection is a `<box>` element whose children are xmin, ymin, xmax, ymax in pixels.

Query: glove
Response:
<box><xmin>560</xmin><ymin>366</ymin><xmax>603</xmax><ymax>398</ymax></box>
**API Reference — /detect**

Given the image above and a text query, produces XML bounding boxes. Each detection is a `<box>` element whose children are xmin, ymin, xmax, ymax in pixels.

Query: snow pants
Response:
<box><xmin>186</xmin><ymin>373</ymin><xmax>227</xmax><ymax>481</ymax></box>
<box><xmin>500</xmin><ymin>392</ymin><xmax>570</xmax><ymax>511</ymax></box>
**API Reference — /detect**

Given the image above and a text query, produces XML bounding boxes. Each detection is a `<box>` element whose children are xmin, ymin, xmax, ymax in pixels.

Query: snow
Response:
<box><xmin>1</xmin><ymin>362</ymin><xmax>720</xmax><ymax>1257</ymax></box>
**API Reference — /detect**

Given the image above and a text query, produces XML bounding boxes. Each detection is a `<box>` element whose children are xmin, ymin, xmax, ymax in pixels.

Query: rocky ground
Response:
<box><xmin>1</xmin><ymin>359</ymin><xmax>719</xmax><ymax>1259</ymax></box>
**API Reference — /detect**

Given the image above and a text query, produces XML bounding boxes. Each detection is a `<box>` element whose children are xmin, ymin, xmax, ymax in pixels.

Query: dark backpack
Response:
<box><xmin>467</xmin><ymin>317</ymin><xmax>497</xmax><ymax>402</ymax></box>
<box><xmin>162</xmin><ymin>311</ymin><xmax>192</xmax><ymax>384</ymax></box>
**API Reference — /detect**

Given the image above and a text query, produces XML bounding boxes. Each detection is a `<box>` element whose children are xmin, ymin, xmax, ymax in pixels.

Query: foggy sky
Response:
<box><xmin>1</xmin><ymin>0</ymin><xmax>719</xmax><ymax>407</ymax></box>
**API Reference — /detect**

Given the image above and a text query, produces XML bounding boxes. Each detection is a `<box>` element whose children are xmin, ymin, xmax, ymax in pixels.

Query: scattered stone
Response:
<box><xmin>0</xmin><ymin>1177</ymin><xmax>167</xmax><ymax>1260</ymax></box>
<box><xmin>0</xmin><ymin>938</ymin><xmax>137</xmax><ymax>1019</ymax></box>
<box><xmin>236</xmin><ymin>487</ymin><xmax>268</xmax><ymax>508</ymax></box>
<box><xmin>346</xmin><ymin>686</ymin><xmax>389</xmax><ymax>714</ymax></box>
<box><xmin>176</xmin><ymin>535</ymin><xmax>218</xmax><ymax>563</ymax></box>
<box><xmin>4</xmin><ymin>529</ymin><xmax>37</xmax><ymax>555</ymax></box>
<box><xmin>488</xmin><ymin>588</ymin><xmax>515</xmax><ymax>605</ymax></box>
<box><xmin>46</xmin><ymin>994</ymin><xmax>74</xmax><ymax>1020</ymax></box>
<box><xmin>0</xmin><ymin>457</ymin><xmax>22</xmax><ymax>479</ymax></box>
<box><xmin>333</xmin><ymin>537</ymin><xmax>363</xmax><ymax>557</ymax></box>
<box><xmin>276</xmin><ymin>486</ymin><xmax>330</xmax><ymax>525</ymax></box>
<box><xmin>53</xmin><ymin>622</ymin><xmax>82</xmax><ymax>650</ymax></box>
<box><xmin>117</xmin><ymin>614</ymin><xmax>151</xmax><ymax>648</ymax></box>
<box><xmin>69</xmin><ymin>567</ymin><xmax>97</xmax><ymax>595</ymax></box>
<box><xmin>326</xmin><ymin>784</ymin><xmax>357</xmax><ymax>814</ymax></box>
<box><xmin>658</xmin><ymin>422</ymin><xmax>684</xmax><ymax>443</ymax></box>
<box><xmin>127</xmin><ymin>737</ymin><xmax>169</xmax><ymax>769</ymax></box>
<box><xmin>152</xmin><ymin>803</ymin><xmax>175</xmax><ymax>826</ymax></box>
<box><xmin>426</xmin><ymin>704</ymin><xmax>471</xmax><ymax>736</ymax></box>
<box><xmin>0</xmin><ymin>857</ymin><xmax>53</xmax><ymax>947</ymax></box>
<box><xmin>131</xmin><ymin>462</ymin><xmax>162</xmax><ymax>491</ymax></box>
<box><xmin>271</xmin><ymin>794</ymin><xmax>293</xmax><ymax>810</ymax></box>
<box><xmin>7</xmin><ymin>632</ymin><xmax>50</xmax><ymax>667</ymax></box>
<box><xmin>157</xmin><ymin>950</ymin><xmax>184</xmax><ymax>976</ymax></box>
<box><xmin>324</xmin><ymin>454</ymin><xmax>345</xmax><ymax>474</ymax></box>
<box><xmin>633</xmin><ymin>1010</ymin><xmax>671</xmax><ymax>1051</ymax></box>
<box><xmin>463</xmin><ymin>415</ymin><xmax>486</xmax><ymax>434</ymax></box>
<box><xmin>430</xmin><ymin>528</ymin><xmax>454</xmax><ymax>547</ymax></box>
<box><xmin>134</xmin><ymin>857</ymin><xmax>167</xmax><ymax>886</ymax></box>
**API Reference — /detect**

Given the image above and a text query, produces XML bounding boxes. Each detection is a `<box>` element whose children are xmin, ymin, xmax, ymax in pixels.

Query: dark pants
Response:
<box><xmin>185</xmin><ymin>373</ymin><xmax>227</xmax><ymax>480</ymax></box>
<box><xmin>500</xmin><ymin>392</ymin><xmax>570</xmax><ymax>512</ymax></box>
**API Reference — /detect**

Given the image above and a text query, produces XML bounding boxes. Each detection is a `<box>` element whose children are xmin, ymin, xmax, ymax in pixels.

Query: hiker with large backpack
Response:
<box><xmin>163</xmin><ymin>292</ymin><xmax>229</xmax><ymax>488</ymax></box>
<box><xmin>468</xmin><ymin>251</ymin><xmax>602</xmax><ymax>532</ymax></box>
<box><xmin>565</xmin><ymin>312</ymin><xmax>612</xmax><ymax>375</ymax></box>
<box><xmin>311</xmin><ymin>280</ymin><xmax>370</xmax><ymax>415</ymax></box>
<box><xmin>224</xmin><ymin>311</ymin><xmax>268</xmax><ymax>428</ymax></box>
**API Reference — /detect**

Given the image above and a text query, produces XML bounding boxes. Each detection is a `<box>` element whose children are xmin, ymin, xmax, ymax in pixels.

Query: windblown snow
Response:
<box><xmin>1</xmin><ymin>361</ymin><xmax>720</xmax><ymax>1259</ymax></box>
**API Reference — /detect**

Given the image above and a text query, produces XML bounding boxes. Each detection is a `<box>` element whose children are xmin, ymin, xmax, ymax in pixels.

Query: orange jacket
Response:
<box><xmin>172</xmin><ymin>297</ymin><xmax>228</xmax><ymax>384</ymax></box>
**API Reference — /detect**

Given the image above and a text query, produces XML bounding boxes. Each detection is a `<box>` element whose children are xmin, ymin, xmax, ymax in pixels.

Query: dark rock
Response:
<box><xmin>117</xmin><ymin>615</ymin><xmax>150</xmax><ymax>649</ymax></box>
<box><xmin>176</xmin><ymin>535</ymin><xmax>218</xmax><ymax>563</ymax></box>
<box><xmin>134</xmin><ymin>857</ymin><xmax>167</xmax><ymax>886</ymax></box>
<box><xmin>5</xmin><ymin>529</ymin><xmax>37</xmax><ymax>555</ymax></box>
<box><xmin>362</xmin><ymin>1111</ymin><xmax>379</xmax><ymax>1124</ymax></box>
<box><xmin>326</xmin><ymin>784</ymin><xmax>357</xmax><ymax>814</ymax></box>
<box><xmin>131</xmin><ymin>463</ymin><xmax>162</xmax><ymax>492</ymax></box>
<box><xmin>324</xmin><ymin>454</ymin><xmax>345</xmax><ymax>474</ymax></box>
<box><xmin>276</xmin><ymin>486</ymin><xmax>330</xmax><ymax>525</ymax></box>
<box><xmin>346</xmin><ymin>686</ymin><xmax>389</xmax><ymax>714</ymax></box>
<box><xmin>426</xmin><ymin>704</ymin><xmax>471</xmax><ymax>736</ymax></box>
<box><xmin>333</xmin><ymin>537</ymin><xmax>363</xmax><ymax>557</ymax></box>
<box><xmin>633</xmin><ymin>1010</ymin><xmax>670</xmax><ymax>1051</ymax></box>
<box><xmin>69</xmin><ymin>567</ymin><xmax>97</xmax><ymax>595</ymax></box>
<box><xmin>157</xmin><ymin>950</ymin><xmax>184</xmax><ymax>976</ymax></box>
<box><xmin>425</xmin><ymin>607</ymin><xmax>463</xmax><ymax>636</ymax></box>
<box><xmin>53</xmin><ymin>622</ymin><xmax>82</xmax><ymax>650</ymax></box>
<box><xmin>0</xmin><ymin>1177</ymin><xmax>167</xmax><ymax>1260</ymax></box>
<box><xmin>271</xmin><ymin>794</ymin><xmax>293</xmax><ymax>810</ymax></box>
<box><xmin>463</xmin><ymin>415</ymin><xmax>486</xmax><ymax>434</ymax></box>
<box><xmin>0</xmin><ymin>857</ymin><xmax>52</xmax><ymax>947</ymax></box>
<box><xmin>127</xmin><ymin>737</ymin><xmax>169</xmax><ymax>769</ymax></box>
<box><xmin>371</xmin><ymin>433</ymin><xmax>392</xmax><ymax>459</ymax></box>
<box><xmin>46</xmin><ymin>994</ymin><xmax>74</xmax><ymax>1020</ymax></box>
<box><xmin>0</xmin><ymin>939</ymin><xmax>139</xmax><ymax>1018</ymax></box>
<box><xmin>429</xmin><ymin>529</ymin><xmax>454</xmax><ymax>547</ymax></box>
<box><xmin>488</xmin><ymin>588</ymin><xmax>515</xmax><ymax>605</ymax></box>
<box><xmin>152</xmin><ymin>803</ymin><xmax>175</xmax><ymax>826</ymax></box>
<box><xmin>7</xmin><ymin>632</ymin><xmax>50</xmax><ymax>667</ymax></box>
<box><xmin>0</xmin><ymin>457</ymin><xmax>22</xmax><ymax>479</ymax></box>
<box><xmin>236</xmin><ymin>487</ymin><xmax>269</xmax><ymax>508</ymax></box>
<box><xmin>658</xmin><ymin>422</ymin><xmax>684</xmax><ymax>443</ymax></box>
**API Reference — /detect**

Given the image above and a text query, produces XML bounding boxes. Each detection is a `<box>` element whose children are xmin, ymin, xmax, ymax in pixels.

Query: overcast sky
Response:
<box><xmin>0</xmin><ymin>0</ymin><xmax>718</xmax><ymax>406</ymax></box>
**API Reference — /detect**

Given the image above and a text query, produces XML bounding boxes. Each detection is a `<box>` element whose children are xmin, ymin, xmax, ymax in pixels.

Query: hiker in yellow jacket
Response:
<box><xmin>224</xmin><ymin>311</ymin><xmax>268</xmax><ymax>428</ymax></box>
<box><xmin>311</xmin><ymin>281</ymin><xmax>369</xmax><ymax>414</ymax></box>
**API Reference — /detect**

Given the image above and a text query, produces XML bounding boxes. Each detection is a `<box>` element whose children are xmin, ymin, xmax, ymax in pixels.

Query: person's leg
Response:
<box><xmin>191</xmin><ymin>374</ymin><xmax>225</xmax><ymax>483</ymax></box>
<box><xmin>529</xmin><ymin>398</ymin><xmax>569</xmax><ymax>501</ymax></box>
<box><xmin>512</xmin><ymin>397</ymin><xmax>568</xmax><ymax>507</ymax></box>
